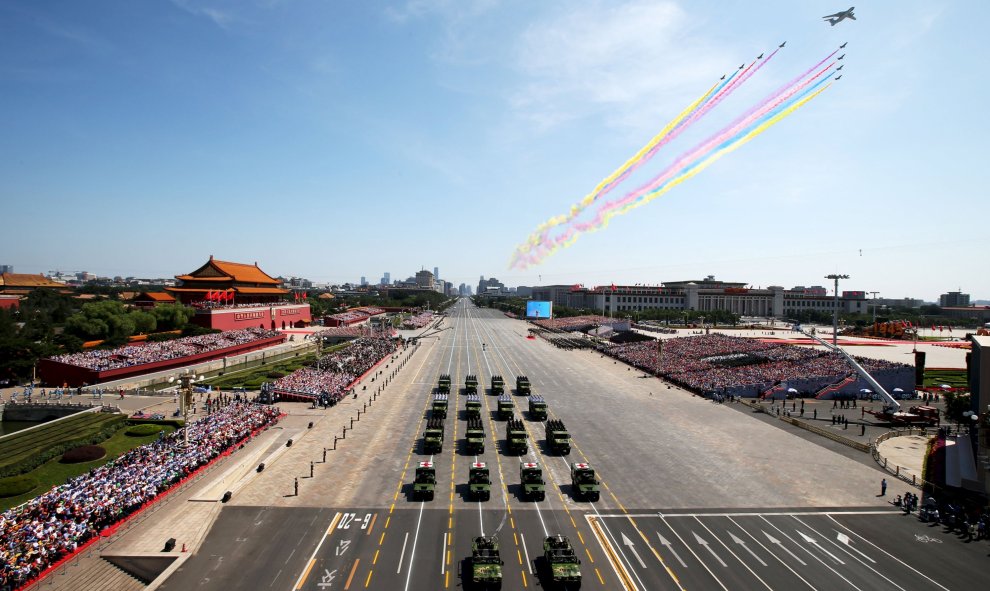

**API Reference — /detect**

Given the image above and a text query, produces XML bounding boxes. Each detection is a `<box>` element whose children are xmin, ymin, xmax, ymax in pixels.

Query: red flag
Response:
<box><xmin>229</xmin><ymin>290</ymin><xmax>234</xmax><ymax>305</ymax></box>
<box><xmin>931</xmin><ymin>324</ymin><xmax>936</xmax><ymax>331</ymax></box>
<box><xmin>303</xmin><ymin>291</ymin><xmax>308</xmax><ymax>300</ymax></box>
<box><xmin>610</xmin><ymin>283</ymin><xmax>616</xmax><ymax>291</ymax></box>
<box><xmin>206</xmin><ymin>290</ymin><xmax>212</xmax><ymax>301</ymax></box>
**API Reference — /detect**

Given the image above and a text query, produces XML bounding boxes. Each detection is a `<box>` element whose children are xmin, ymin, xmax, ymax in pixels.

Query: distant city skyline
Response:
<box><xmin>2</xmin><ymin>2</ymin><xmax>987</xmax><ymax>300</ymax></box>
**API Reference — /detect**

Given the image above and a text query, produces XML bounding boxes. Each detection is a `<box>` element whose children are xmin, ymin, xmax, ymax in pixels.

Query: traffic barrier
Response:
<box><xmin>163</xmin><ymin>538</ymin><xmax>176</xmax><ymax>552</ymax></box>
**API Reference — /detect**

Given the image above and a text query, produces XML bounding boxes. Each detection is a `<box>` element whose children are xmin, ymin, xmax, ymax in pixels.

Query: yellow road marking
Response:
<box><xmin>577</xmin><ymin>530</ymin><xmax>585</xmax><ymax>545</ymax></box>
<box><xmin>294</xmin><ymin>559</ymin><xmax>315</xmax><ymax>590</ymax></box>
<box><xmin>364</xmin><ymin>569</ymin><xmax>373</xmax><ymax>588</ymax></box>
<box><xmin>372</xmin><ymin>549</ymin><xmax>379</xmax><ymax>565</ymax></box>
<box><xmin>384</xmin><ymin>516</ymin><xmax>390</xmax><ymax>529</ymax></box>
<box><xmin>344</xmin><ymin>558</ymin><xmax>360</xmax><ymax>589</ymax></box>
<box><xmin>521</xmin><ymin>570</ymin><xmax>528</xmax><ymax>587</ymax></box>
<box><xmin>366</xmin><ymin>513</ymin><xmax>378</xmax><ymax>536</ymax></box>
<box><xmin>517</xmin><ymin>549</ymin><xmax>523</xmax><ymax>564</ymax></box>
<box><xmin>596</xmin><ymin>567</ymin><xmax>605</xmax><ymax>585</ymax></box>
<box><xmin>586</xmin><ymin>547</ymin><xmax>595</xmax><ymax>563</ymax></box>
<box><xmin>447</xmin><ymin>549</ymin><xmax>451</xmax><ymax>565</ymax></box>
<box><xmin>445</xmin><ymin>570</ymin><xmax>450</xmax><ymax>588</ymax></box>
<box><xmin>378</xmin><ymin>532</ymin><xmax>385</xmax><ymax>545</ymax></box>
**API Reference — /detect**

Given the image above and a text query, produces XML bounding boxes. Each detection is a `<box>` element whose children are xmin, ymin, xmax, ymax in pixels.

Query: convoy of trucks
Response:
<box><xmin>491</xmin><ymin>375</ymin><xmax>505</xmax><ymax>396</ymax></box>
<box><xmin>545</xmin><ymin>419</ymin><xmax>571</xmax><ymax>455</ymax></box>
<box><xmin>468</xmin><ymin>462</ymin><xmax>492</xmax><ymax>501</ymax></box>
<box><xmin>528</xmin><ymin>395</ymin><xmax>548</xmax><ymax>421</ymax></box>
<box><xmin>465</xmin><ymin>374</ymin><xmax>479</xmax><ymax>395</ymax></box>
<box><xmin>519</xmin><ymin>461</ymin><xmax>546</xmax><ymax>501</ymax></box>
<box><xmin>432</xmin><ymin>393</ymin><xmax>448</xmax><ymax>419</ymax></box>
<box><xmin>468</xmin><ymin>536</ymin><xmax>503</xmax><ymax>589</ymax></box>
<box><xmin>516</xmin><ymin>375</ymin><xmax>531</xmax><ymax>395</ymax></box>
<box><xmin>412</xmin><ymin>461</ymin><xmax>436</xmax><ymax>501</ymax></box>
<box><xmin>506</xmin><ymin>419</ymin><xmax>528</xmax><ymax>455</ymax></box>
<box><xmin>465</xmin><ymin>418</ymin><xmax>485</xmax><ymax>454</ymax></box>
<box><xmin>465</xmin><ymin>393</ymin><xmax>482</xmax><ymax>420</ymax></box>
<box><xmin>497</xmin><ymin>394</ymin><xmax>514</xmax><ymax>421</ymax></box>
<box><xmin>570</xmin><ymin>462</ymin><xmax>600</xmax><ymax>502</ymax></box>
<box><xmin>423</xmin><ymin>418</ymin><xmax>445</xmax><ymax>453</ymax></box>
<box><xmin>543</xmin><ymin>535</ymin><xmax>582</xmax><ymax>587</ymax></box>
<box><xmin>438</xmin><ymin>374</ymin><xmax>451</xmax><ymax>394</ymax></box>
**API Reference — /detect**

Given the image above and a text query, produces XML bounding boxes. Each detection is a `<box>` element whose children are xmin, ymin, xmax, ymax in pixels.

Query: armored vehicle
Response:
<box><xmin>468</xmin><ymin>462</ymin><xmax>492</xmax><ymax>501</ymax></box>
<box><xmin>432</xmin><ymin>393</ymin><xmax>448</xmax><ymax>419</ymax></box>
<box><xmin>519</xmin><ymin>461</ymin><xmax>546</xmax><ymax>501</ymax></box>
<box><xmin>528</xmin><ymin>395</ymin><xmax>548</xmax><ymax>421</ymax></box>
<box><xmin>506</xmin><ymin>419</ymin><xmax>528</xmax><ymax>455</ymax></box>
<box><xmin>465</xmin><ymin>418</ymin><xmax>485</xmax><ymax>454</ymax></box>
<box><xmin>465</xmin><ymin>374</ymin><xmax>479</xmax><ymax>395</ymax></box>
<box><xmin>412</xmin><ymin>461</ymin><xmax>436</xmax><ymax>501</ymax></box>
<box><xmin>438</xmin><ymin>374</ymin><xmax>451</xmax><ymax>394</ymax></box>
<box><xmin>468</xmin><ymin>536</ymin><xmax>503</xmax><ymax>589</ymax></box>
<box><xmin>465</xmin><ymin>394</ymin><xmax>482</xmax><ymax>420</ymax></box>
<box><xmin>497</xmin><ymin>394</ymin><xmax>514</xmax><ymax>421</ymax></box>
<box><xmin>545</xmin><ymin>419</ymin><xmax>570</xmax><ymax>455</ymax></box>
<box><xmin>491</xmin><ymin>375</ymin><xmax>505</xmax><ymax>396</ymax></box>
<box><xmin>570</xmin><ymin>462</ymin><xmax>600</xmax><ymax>502</ymax></box>
<box><xmin>516</xmin><ymin>375</ymin><xmax>531</xmax><ymax>396</ymax></box>
<box><xmin>423</xmin><ymin>418</ymin><xmax>445</xmax><ymax>453</ymax></box>
<box><xmin>543</xmin><ymin>535</ymin><xmax>581</xmax><ymax>587</ymax></box>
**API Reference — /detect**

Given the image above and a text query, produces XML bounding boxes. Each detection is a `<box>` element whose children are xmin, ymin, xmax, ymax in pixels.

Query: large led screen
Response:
<box><xmin>526</xmin><ymin>301</ymin><xmax>553</xmax><ymax>319</ymax></box>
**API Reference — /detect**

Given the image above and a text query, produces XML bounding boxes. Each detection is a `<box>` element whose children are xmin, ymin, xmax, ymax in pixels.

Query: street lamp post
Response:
<box><xmin>825</xmin><ymin>274</ymin><xmax>849</xmax><ymax>346</ymax></box>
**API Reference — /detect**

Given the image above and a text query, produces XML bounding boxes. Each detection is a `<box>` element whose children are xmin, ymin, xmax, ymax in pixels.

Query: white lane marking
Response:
<box><xmin>827</xmin><ymin>515</ymin><xmax>951</xmax><ymax>591</ymax></box>
<box><xmin>795</xmin><ymin>517</ymin><xmax>910</xmax><ymax>591</ymax></box>
<box><xmin>657</xmin><ymin>514</ymin><xmax>724</xmax><ymax>591</ymax></box>
<box><xmin>835</xmin><ymin>532</ymin><xmax>875</xmax><ymax>562</ymax></box>
<box><xmin>761</xmin><ymin>517</ymin><xmax>862</xmax><ymax>591</ymax></box>
<box><xmin>441</xmin><ymin>532</ymin><xmax>447</xmax><ymax>575</ymax></box>
<box><xmin>621</xmin><ymin>532</ymin><xmax>648</xmax><ymax>568</ymax></box>
<box><xmin>691</xmin><ymin>531</ymin><xmax>727</xmax><ymax>567</ymax></box>
<box><xmin>728</xmin><ymin>532</ymin><xmax>767</xmax><ymax>566</ymax></box>
<box><xmin>726</xmin><ymin>517</ymin><xmax>817</xmax><ymax>591</ymax></box>
<box><xmin>656</xmin><ymin>533</ymin><xmax>687</xmax><ymax>568</ymax></box>
<box><xmin>396</xmin><ymin>532</ymin><xmax>409</xmax><ymax>574</ymax></box>
<box><xmin>291</xmin><ymin>512</ymin><xmax>341</xmax><ymax>591</ymax></box>
<box><xmin>602</xmin><ymin>511</ymin><xmax>894</xmax><ymax>519</ymax></box>
<box><xmin>402</xmin><ymin>499</ymin><xmax>427</xmax><ymax>591</ymax></box>
<box><xmin>797</xmin><ymin>530</ymin><xmax>845</xmax><ymax>564</ymax></box>
<box><xmin>693</xmin><ymin>517</ymin><xmax>771</xmax><ymax>590</ymax></box>
<box><xmin>761</xmin><ymin>530</ymin><xmax>806</xmax><ymax>566</ymax></box>
<box><xmin>520</xmin><ymin>533</ymin><xmax>533</xmax><ymax>574</ymax></box>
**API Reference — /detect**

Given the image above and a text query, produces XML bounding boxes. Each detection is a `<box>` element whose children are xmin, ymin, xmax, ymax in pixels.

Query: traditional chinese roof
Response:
<box><xmin>0</xmin><ymin>273</ymin><xmax>64</xmax><ymax>288</ymax></box>
<box><xmin>136</xmin><ymin>292</ymin><xmax>177</xmax><ymax>302</ymax></box>
<box><xmin>175</xmin><ymin>255</ymin><xmax>281</xmax><ymax>286</ymax></box>
<box><xmin>234</xmin><ymin>286</ymin><xmax>289</xmax><ymax>295</ymax></box>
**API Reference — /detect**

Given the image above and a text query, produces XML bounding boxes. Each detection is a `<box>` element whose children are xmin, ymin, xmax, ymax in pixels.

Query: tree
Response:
<box><xmin>128</xmin><ymin>310</ymin><xmax>157</xmax><ymax>334</ymax></box>
<box><xmin>150</xmin><ymin>303</ymin><xmax>195</xmax><ymax>331</ymax></box>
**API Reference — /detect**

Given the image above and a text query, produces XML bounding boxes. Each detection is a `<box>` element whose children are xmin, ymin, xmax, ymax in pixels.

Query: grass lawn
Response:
<box><xmin>923</xmin><ymin>368</ymin><xmax>969</xmax><ymax>389</ymax></box>
<box><xmin>0</xmin><ymin>425</ymin><xmax>177</xmax><ymax>511</ymax></box>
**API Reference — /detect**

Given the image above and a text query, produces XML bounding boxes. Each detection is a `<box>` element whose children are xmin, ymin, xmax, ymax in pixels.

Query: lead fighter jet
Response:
<box><xmin>823</xmin><ymin>7</ymin><xmax>856</xmax><ymax>26</ymax></box>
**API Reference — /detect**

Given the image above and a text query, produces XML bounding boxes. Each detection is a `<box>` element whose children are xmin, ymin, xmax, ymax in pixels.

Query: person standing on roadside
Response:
<box><xmin>880</xmin><ymin>478</ymin><xmax>887</xmax><ymax>496</ymax></box>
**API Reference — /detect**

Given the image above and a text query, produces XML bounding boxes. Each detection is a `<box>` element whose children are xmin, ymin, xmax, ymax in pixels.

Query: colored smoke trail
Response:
<box><xmin>510</xmin><ymin>58</ymin><xmax>835</xmax><ymax>269</ymax></box>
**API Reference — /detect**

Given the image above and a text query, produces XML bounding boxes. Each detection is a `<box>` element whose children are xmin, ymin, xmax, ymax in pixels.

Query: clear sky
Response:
<box><xmin>1</xmin><ymin>1</ymin><xmax>986</xmax><ymax>301</ymax></box>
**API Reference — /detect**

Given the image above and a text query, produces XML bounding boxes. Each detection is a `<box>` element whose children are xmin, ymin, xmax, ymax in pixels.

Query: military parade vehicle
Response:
<box><xmin>528</xmin><ymin>395</ymin><xmax>548</xmax><ymax>421</ymax></box>
<box><xmin>491</xmin><ymin>375</ymin><xmax>505</xmax><ymax>396</ymax></box>
<box><xmin>465</xmin><ymin>418</ymin><xmax>486</xmax><ymax>454</ymax></box>
<box><xmin>465</xmin><ymin>394</ymin><xmax>482</xmax><ymax>420</ymax></box>
<box><xmin>468</xmin><ymin>462</ymin><xmax>492</xmax><ymax>501</ymax></box>
<box><xmin>519</xmin><ymin>461</ymin><xmax>546</xmax><ymax>501</ymax></box>
<box><xmin>423</xmin><ymin>418</ymin><xmax>445</xmax><ymax>453</ymax></box>
<box><xmin>570</xmin><ymin>462</ymin><xmax>600</xmax><ymax>502</ymax></box>
<box><xmin>432</xmin><ymin>393</ymin><xmax>448</xmax><ymax>419</ymax></box>
<box><xmin>412</xmin><ymin>461</ymin><xmax>436</xmax><ymax>501</ymax></box>
<box><xmin>516</xmin><ymin>375</ymin><xmax>531</xmax><ymax>396</ymax></box>
<box><xmin>543</xmin><ymin>535</ymin><xmax>581</xmax><ymax>588</ymax></box>
<box><xmin>497</xmin><ymin>394</ymin><xmax>514</xmax><ymax>420</ymax></box>
<box><xmin>468</xmin><ymin>536</ymin><xmax>503</xmax><ymax>589</ymax></box>
<box><xmin>466</xmin><ymin>374</ymin><xmax>479</xmax><ymax>395</ymax></box>
<box><xmin>545</xmin><ymin>419</ymin><xmax>570</xmax><ymax>455</ymax></box>
<box><xmin>506</xmin><ymin>419</ymin><xmax>528</xmax><ymax>455</ymax></box>
<box><xmin>438</xmin><ymin>374</ymin><xmax>451</xmax><ymax>394</ymax></box>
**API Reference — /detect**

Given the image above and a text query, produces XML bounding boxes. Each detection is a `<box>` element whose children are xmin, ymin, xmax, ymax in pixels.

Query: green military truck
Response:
<box><xmin>412</xmin><ymin>461</ymin><xmax>436</xmax><ymax>501</ymax></box>
<box><xmin>545</xmin><ymin>419</ymin><xmax>570</xmax><ymax>455</ymax></box>
<box><xmin>465</xmin><ymin>394</ymin><xmax>482</xmax><ymax>420</ymax></box>
<box><xmin>468</xmin><ymin>536</ymin><xmax>503</xmax><ymax>590</ymax></box>
<box><xmin>438</xmin><ymin>374</ymin><xmax>451</xmax><ymax>394</ymax></box>
<box><xmin>465</xmin><ymin>374</ymin><xmax>479</xmax><ymax>395</ymax></box>
<box><xmin>516</xmin><ymin>375</ymin><xmax>531</xmax><ymax>396</ymax></box>
<box><xmin>468</xmin><ymin>462</ymin><xmax>491</xmax><ymax>501</ymax></box>
<box><xmin>497</xmin><ymin>394</ymin><xmax>514</xmax><ymax>421</ymax></box>
<box><xmin>543</xmin><ymin>535</ymin><xmax>581</xmax><ymax>587</ymax></box>
<box><xmin>570</xmin><ymin>462</ymin><xmax>600</xmax><ymax>502</ymax></box>
<box><xmin>528</xmin><ymin>395</ymin><xmax>548</xmax><ymax>421</ymax></box>
<box><xmin>423</xmin><ymin>418</ymin><xmax>445</xmax><ymax>453</ymax></box>
<box><xmin>506</xmin><ymin>419</ymin><xmax>528</xmax><ymax>455</ymax></box>
<box><xmin>491</xmin><ymin>375</ymin><xmax>505</xmax><ymax>396</ymax></box>
<box><xmin>432</xmin><ymin>393</ymin><xmax>448</xmax><ymax>419</ymax></box>
<box><xmin>465</xmin><ymin>418</ymin><xmax>485</xmax><ymax>454</ymax></box>
<box><xmin>519</xmin><ymin>461</ymin><xmax>546</xmax><ymax>501</ymax></box>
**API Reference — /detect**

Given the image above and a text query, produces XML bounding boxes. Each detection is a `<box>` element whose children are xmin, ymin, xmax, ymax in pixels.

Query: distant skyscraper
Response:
<box><xmin>0</xmin><ymin>265</ymin><xmax>12</xmax><ymax>274</ymax></box>
<box><xmin>434</xmin><ymin>267</ymin><xmax>439</xmax><ymax>282</ymax></box>
<box><xmin>384</xmin><ymin>272</ymin><xmax>391</xmax><ymax>285</ymax></box>
<box><xmin>360</xmin><ymin>276</ymin><xmax>367</xmax><ymax>286</ymax></box>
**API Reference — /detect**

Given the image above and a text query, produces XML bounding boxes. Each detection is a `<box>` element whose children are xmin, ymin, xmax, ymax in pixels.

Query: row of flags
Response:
<box><xmin>205</xmin><ymin>289</ymin><xmax>234</xmax><ymax>303</ymax></box>
<box><xmin>293</xmin><ymin>291</ymin><xmax>309</xmax><ymax>301</ymax></box>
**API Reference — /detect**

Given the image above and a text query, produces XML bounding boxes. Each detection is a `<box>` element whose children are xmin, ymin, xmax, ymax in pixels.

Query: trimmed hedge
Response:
<box><xmin>60</xmin><ymin>445</ymin><xmax>107</xmax><ymax>464</ymax></box>
<box><xmin>0</xmin><ymin>416</ymin><xmax>126</xmax><ymax>479</ymax></box>
<box><xmin>125</xmin><ymin>424</ymin><xmax>167</xmax><ymax>437</ymax></box>
<box><xmin>0</xmin><ymin>475</ymin><xmax>39</xmax><ymax>498</ymax></box>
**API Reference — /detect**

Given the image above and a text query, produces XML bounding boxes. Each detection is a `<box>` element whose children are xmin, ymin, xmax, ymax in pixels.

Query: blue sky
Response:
<box><xmin>1</xmin><ymin>1</ymin><xmax>986</xmax><ymax>301</ymax></box>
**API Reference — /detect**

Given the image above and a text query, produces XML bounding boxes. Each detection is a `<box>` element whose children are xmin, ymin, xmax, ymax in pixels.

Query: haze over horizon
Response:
<box><xmin>2</xmin><ymin>1</ymin><xmax>987</xmax><ymax>301</ymax></box>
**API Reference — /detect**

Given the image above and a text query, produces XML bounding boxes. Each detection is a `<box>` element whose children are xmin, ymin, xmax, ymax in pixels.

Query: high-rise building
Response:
<box><xmin>415</xmin><ymin>270</ymin><xmax>435</xmax><ymax>289</ymax></box>
<box><xmin>0</xmin><ymin>265</ymin><xmax>12</xmax><ymax>274</ymax></box>
<box><xmin>434</xmin><ymin>267</ymin><xmax>439</xmax><ymax>282</ymax></box>
<box><xmin>939</xmin><ymin>291</ymin><xmax>970</xmax><ymax>308</ymax></box>
<box><xmin>361</xmin><ymin>276</ymin><xmax>367</xmax><ymax>286</ymax></box>
<box><xmin>384</xmin><ymin>272</ymin><xmax>391</xmax><ymax>285</ymax></box>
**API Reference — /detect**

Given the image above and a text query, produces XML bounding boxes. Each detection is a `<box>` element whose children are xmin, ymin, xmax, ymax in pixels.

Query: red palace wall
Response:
<box><xmin>193</xmin><ymin>304</ymin><xmax>312</xmax><ymax>331</ymax></box>
<box><xmin>38</xmin><ymin>335</ymin><xmax>286</xmax><ymax>387</ymax></box>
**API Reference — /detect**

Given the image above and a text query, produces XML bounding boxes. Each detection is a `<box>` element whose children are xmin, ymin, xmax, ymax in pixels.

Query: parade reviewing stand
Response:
<box><xmin>0</xmin><ymin>402</ymin><xmax>281</xmax><ymax>590</ymax></box>
<box><xmin>272</xmin><ymin>337</ymin><xmax>397</xmax><ymax>402</ymax></box>
<box><xmin>598</xmin><ymin>334</ymin><xmax>914</xmax><ymax>398</ymax></box>
<box><xmin>39</xmin><ymin>328</ymin><xmax>284</xmax><ymax>387</ymax></box>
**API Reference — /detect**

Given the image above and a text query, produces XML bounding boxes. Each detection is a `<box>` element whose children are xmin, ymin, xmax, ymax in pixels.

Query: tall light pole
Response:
<box><xmin>868</xmin><ymin>291</ymin><xmax>879</xmax><ymax>324</ymax></box>
<box><xmin>825</xmin><ymin>274</ymin><xmax>849</xmax><ymax>346</ymax></box>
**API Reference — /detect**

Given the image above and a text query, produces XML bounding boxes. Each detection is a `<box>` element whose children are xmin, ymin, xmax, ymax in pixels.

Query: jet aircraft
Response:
<box><xmin>839</xmin><ymin>42</ymin><xmax>848</xmax><ymax>48</ymax></box>
<box><xmin>837</xmin><ymin>65</ymin><xmax>844</xmax><ymax>71</ymax></box>
<box><xmin>823</xmin><ymin>7</ymin><xmax>856</xmax><ymax>26</ymax></box>
<box><xmin>835</xmin><ymin>75</ymin><xmax>842</xmax><ymax>80</ymax></box>
<box><xmin>838</xmin><ymin>54</ymin><xmax>845</xmax><ymax>60</ymax></box>
<box><xmin>779</xmin><ymin>41</ymin><xmax>786</xmax><ymax>47</ymax></box>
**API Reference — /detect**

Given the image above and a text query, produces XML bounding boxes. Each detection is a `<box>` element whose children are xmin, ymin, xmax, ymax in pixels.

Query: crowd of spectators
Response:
<box><xmin>0</xmin><ymin>403</ymin><xmax>281</xmax><ymax>590</ymax></box>
<box><xmin>598</xmin><ymin>334</ymin><xmax>912</xmax><ymax>396</ymax></box>
<box><xmin>401</xmin><ymin>312</ymin><xmax>434</xmax><ymax>329</ymax></box>
<box><xmin>49</xmin><ymin>329</ymin><xmax>280</xmax><ymax>372</ymax></box>
<box><xmin>532</xmin><ymin>315</ymin><xmax>611</xmax><ymax>331</ymax></box>
<box><xmin>189</xmin><ymin>300</ymin><xmax>301</xmax><ymax>310</ymax></box>
<box><xmin>271</xmin><ymin>337</ymin><xmax>397</xmax><ymax>400</ymax></box>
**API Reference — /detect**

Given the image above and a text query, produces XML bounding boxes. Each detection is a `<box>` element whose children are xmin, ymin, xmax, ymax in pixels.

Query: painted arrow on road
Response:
<box><xmin>621</xmin><ymin>532</ymin><xmax>648</xmax><ymax>568</ymax></box>
<box><xmin>797</xmin><ymin>531</ymin><xmax>844</xmax><ymax>564</ymax></box>
<box><xmin>728</xmin><ymin>531</ymin><xmax>767</xmax><ymax>566</ymax></box>
<box><xmin>836</xmin><ymin>531</ymin><xmax>876</xmax><ymax>563</ymax></box>
<box><xmin>762</xmin><ymin>531</ymin><xmax>806</xmax><ymax>566</ymax></box>
<box><xmin>656</xmin><ymin>533</ymin><xmax>687</xmax><ymax>568</ymax></box>
<box><xmin>692</xmin><ymin>532</ymin><xmax>727</xmax><ymax>567</ymax></box>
